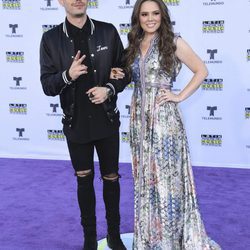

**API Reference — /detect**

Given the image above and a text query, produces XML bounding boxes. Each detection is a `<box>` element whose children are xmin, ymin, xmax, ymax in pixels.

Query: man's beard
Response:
<box><xmin>74</xmin><ymin>12</ymin><xmax>85</xmax><ymax>18</ymax></box>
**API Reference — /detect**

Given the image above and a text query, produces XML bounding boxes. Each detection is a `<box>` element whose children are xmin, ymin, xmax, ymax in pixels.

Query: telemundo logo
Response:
<box><xmin>203</xmin><ymin>0</ymin><xmax>224</xmax><ymax>6</ymax></box>
<box><xmin>118</xmin><ymin>0</ymin><xmax>134</xmax><ymax>9</ymax></box>
<box><xmin>121</xmin><ymin>105</ymin><xmax>131</xmax><ymax>119</ymax></box>
<box><xmin>40</xmin><ymin>0</ymin><xmax>58</xmax><ymax>10</ymax></box>
<box><xmin>6</xmin><ymin>24</ymin><xmax>23</xmax><ymax>37</ymax></box>
<box><xmin>204</xmin><ymin>49</ymin><xmax>222</xmax><ymax>64</ymax></box>
<box><xmin>13</xmin><ymin>128</ymin><xmax>30</xmax><ymax>141</ymax></box>
<box><xmin>10</xmin><ymin>76</ymin><xmax>27</xmax><ymax>90</ymax></box>
<box><xmin>202</xmin><ymin>106</ymin><xmax>222</xmax><ymax>120</ymax></box>
<box><xmin>46</xmin><ymin>103</ymin><xmax>63</xmax><ymax>117</ymax></box>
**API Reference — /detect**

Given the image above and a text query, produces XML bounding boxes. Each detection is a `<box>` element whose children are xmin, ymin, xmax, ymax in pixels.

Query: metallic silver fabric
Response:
<box><xmin>130</xmin><ymin>36</ymin><xmax>221</xmax><ymax>250</ymax></box>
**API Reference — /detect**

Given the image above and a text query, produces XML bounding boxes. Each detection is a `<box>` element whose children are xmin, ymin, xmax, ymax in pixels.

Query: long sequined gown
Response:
<box><xmin>130</xmin><ymin>36</ymin><xmax>221</xmax><ymax>250</ymax></box>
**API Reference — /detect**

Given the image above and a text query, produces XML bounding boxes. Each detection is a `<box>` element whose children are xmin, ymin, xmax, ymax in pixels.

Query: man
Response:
<box><xmin>40</xmin><ymin>0</ymin><xmax>129</xmax><ymax>249</ymax></box>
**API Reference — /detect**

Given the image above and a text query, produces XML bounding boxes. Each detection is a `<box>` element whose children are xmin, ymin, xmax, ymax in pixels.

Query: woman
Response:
<box><xmin>112</xmin><ymin>0</ymin><xmax>221</xmax><ymax>249</ymax></box>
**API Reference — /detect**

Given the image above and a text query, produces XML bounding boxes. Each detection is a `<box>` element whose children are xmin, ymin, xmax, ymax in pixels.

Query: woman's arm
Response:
<box><xmin>157</xmin><ymin>37</ymin><xmax>208</xmax><ymax>105</ymax></box>
<box><xmin>175</xmin><ymin>37</ymin><xmax>208</xmax><ymax>102</ymax></box>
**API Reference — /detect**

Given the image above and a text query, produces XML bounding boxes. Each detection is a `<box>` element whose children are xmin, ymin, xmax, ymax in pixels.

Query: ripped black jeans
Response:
<box><xmin>67</xmin><ymin>132</ymin><xmax>121</xmax><ymax>237</ymax></box>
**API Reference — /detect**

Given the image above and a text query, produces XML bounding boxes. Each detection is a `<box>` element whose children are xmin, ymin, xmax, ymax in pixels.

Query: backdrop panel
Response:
<box><xmin>0</xmin><ymin>0</ymin><xmax>249</xmax><ymax>168</ymax></box>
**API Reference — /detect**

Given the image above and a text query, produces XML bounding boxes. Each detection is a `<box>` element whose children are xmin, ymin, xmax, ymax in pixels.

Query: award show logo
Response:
<box><xmin>118</xmin><ymin>0</ymin><xmax>134</xmax><ymax>9</ymax></box>
<box><xmin>203</xmin><ymin>0</ymin><xmax>224</xmax><ymax>6</ymax></box>
<box><xmin>88</xmin><ymin>0</ymin><xmax>98</xmax><ymax>8</ymax></box>
<box><xmin>9</xmin><ymin>103</ymin><xmax>27</xmax><ymax>115</ymax></box>
<box><xmin>121</xmin><ymin>105</ymin><xmax>131</xmax><ymax>119</ymax></box>
<box><xmin>2</xmin><ymin>0</ymin><xmax>21</xmax><ymax>9</ymax></box>
<box><xmin>10</xmin><ymin>76</ymin><xmax>27</xmax><ymax>90</ymax></box>
<box><xmin>121</xmin><ymin>132</ymin><xmax>129</xmax><ymax>143</ymax></box>
<box><xmin>119</xmin><ymin>23</ymin><xmax>131</xmax><ymax>36</ymax></box>
<box><xmin>163</xmin><ymin>0</ymin><xmax>180</xmax><ymax>6</ymax></box>
<box><xmin>204</xmin><ymin>49</ymin><xmax>222</xmax><ymax>64</ymax></box>
<box><xmin>6</xmin><ymin>24</ymin><xmax>23</xmax><ymax>38</ymax></box>
<box><xmin>46</xmin><ymin>103</ymin><xmax>63</xmax><ymax>117</ymax></box>
<box><xmin>6</xmin><ymin>51</ymin><xmax>24</xmax><ymax>63</ymax></box>
<box><xmin>202</xmin><ymin>106</ymin><xmax>222</xmax><ymax>120</ymax></box>
<box><xmin>247</xmin><ymin>49</ymin><xmax>250</xmax><ymax>61</ymax></box>
<box><xmin>13</xmin><ymin>128</ymin><xmax>30</xmax><ymax>141</ymax></box>
<box><xmin>201</xmin><ymin>134</ymin><xmax>222</xmax><ymax>146</ymax></box>
<box><xmin>47</xmin><ymin>130</ymin><xmax>65</xmax><ymax>141</ymax></box>
<box><xmin>40</xmin><ymin>0</ymin><xmax>58</xmax><ymax>10</ymax></box>
<box><xmin>42</xmin><ymin>25</ymin><xmax>57</xmax><ymax>33</ymax></box>
<box><xmin>202</xmin><ymin>20</ymin><xmax>224</xmax><ymax>33</ymax></box>
<box><xmin>202</xmin><ymin>78</ymin><xmax>223</xmax><ymax>91</ymax></box>
<box><xmin>125</xmin><ymin>82</ymin><xmax>134</xmax><ymax>90</ymax></box>
<box><xmin>245</xmin><ymin>107</ymin><xmax>250</xmax><ymax>119</ymax></box>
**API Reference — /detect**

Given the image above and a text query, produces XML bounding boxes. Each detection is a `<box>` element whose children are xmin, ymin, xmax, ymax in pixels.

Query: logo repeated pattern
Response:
<box><xmin>0</xmin><ymin>0</ymin><xmax>249</xmax><ymax>166</ymax></box>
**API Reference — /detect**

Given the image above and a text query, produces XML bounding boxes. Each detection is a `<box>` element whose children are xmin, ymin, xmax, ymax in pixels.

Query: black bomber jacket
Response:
<box><xmin>40</xmin><ymin>17</ymin><xmax>129</xmax><ymax>126</ymax></box>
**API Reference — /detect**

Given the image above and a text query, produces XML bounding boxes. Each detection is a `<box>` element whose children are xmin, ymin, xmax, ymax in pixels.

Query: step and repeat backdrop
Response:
<box><xmin>0</xmin><ymin>0</ymin><xmax>249</xmax><ymax>168</ymax></box>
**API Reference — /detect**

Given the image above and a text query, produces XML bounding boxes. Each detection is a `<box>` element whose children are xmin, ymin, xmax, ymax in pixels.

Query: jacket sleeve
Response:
<box><xmin>39</xmin><ymin>32</ymin><xmax>72</xmax><ymax>97</ymax></box>
<box><xmin>106</xmin><ymin>26</ymin><xmax>131</xmax><ymax>95</ymax></box>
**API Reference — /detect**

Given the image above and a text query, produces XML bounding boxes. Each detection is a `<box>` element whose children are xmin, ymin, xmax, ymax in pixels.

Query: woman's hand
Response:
<box><xmin>156</xmin><ymin>89</ymin><xmax>182</xmax><ymax>105</ymax></box>
<box><xmin>110</xmin><ymin>67</ymin><xmax>125</xmax><ymax>79</ymax></box>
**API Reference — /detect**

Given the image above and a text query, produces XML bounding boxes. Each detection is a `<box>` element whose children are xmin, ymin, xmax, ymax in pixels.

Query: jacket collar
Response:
<box><xmin>63</xmin><ymin>15</ymin><xmax>95</xmax><ymax>37</ymax></box>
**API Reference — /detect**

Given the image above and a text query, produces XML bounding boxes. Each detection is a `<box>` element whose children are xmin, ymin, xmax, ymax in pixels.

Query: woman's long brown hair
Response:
<box><xmin>125</xmin><ymin>0</ymin><xmax>177</xmax><ymax>75</ymax></box>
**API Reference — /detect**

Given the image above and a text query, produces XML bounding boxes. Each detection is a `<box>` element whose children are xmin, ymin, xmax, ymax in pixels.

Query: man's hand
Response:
<box><xmin>69</xmin><ymin>50</ymin><xmax>88</xmax><ymax>81</ymax></box>
<box><xmin>86</xmin><ymin>87</ymin><xmax>109</xmax><ymax>104</ymax></box>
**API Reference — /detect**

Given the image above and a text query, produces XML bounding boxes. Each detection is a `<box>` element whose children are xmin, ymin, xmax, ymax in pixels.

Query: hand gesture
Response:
<box><xmin>69</xmin><ymin>50</ymin><xmax>88</xmax><ymax>81</ymax></box>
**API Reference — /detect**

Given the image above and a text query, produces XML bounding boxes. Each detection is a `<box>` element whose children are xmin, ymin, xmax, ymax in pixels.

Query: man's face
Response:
<box><xmin>58</xmin><ymin>0</ymin><xmax>88</xmax><ymax>18</ymax></box>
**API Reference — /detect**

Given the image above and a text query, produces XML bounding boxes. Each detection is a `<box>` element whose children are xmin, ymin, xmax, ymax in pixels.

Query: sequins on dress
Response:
<box><xmin>130</xmin><ymin>36</ymin><xmax>221</xmax><ymax>250</ymax></box>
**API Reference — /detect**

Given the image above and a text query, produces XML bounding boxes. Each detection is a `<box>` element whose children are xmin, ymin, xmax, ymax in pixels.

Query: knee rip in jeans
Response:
<box><xmin>75</xmin><ymin>169</ymin><xmax>92</xmax><ymax>178</ymax></box>
<box><xmin>102</xmin><ymin>173</ymin><xmax>120</xmax><ymax>182</ymax></box>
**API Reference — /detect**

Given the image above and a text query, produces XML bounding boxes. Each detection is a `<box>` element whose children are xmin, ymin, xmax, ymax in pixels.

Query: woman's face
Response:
<box><xmin>139</xmin><ymin>1</ymin><xmax>161</xmax><ymax>36</ymax></box>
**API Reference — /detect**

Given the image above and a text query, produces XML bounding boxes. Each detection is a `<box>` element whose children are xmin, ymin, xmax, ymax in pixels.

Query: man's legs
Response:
<box><xmin>67</xmin><ymin>139</ymin><xmax>97</xmax><ymax>250</ymax></box>
<box><xmin>95</xmin><ymin>133</ymin><xmax>126</xmax><ymax>250</ymax></box>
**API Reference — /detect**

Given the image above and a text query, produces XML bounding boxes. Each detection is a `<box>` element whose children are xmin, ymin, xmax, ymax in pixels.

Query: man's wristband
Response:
<box><xmin>62</xmin><ymin>70</ymin><xmax>73</xmax><ymax>85</ymax></box>
<box><xmin>106</xmin><ymin>83</ymin><xmax>115</xmax><ymax>96</ymax></box>
<box><xmin>106</xmin><ymin>87</ymin><xmax>113</xmax><ymax>99</ymax></box>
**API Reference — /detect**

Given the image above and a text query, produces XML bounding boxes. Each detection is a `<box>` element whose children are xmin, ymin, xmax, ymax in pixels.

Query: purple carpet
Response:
<box><xmin>0</xmin><ymin>158</ymin><xmax>249</xmax><ymax>250</ymax></box>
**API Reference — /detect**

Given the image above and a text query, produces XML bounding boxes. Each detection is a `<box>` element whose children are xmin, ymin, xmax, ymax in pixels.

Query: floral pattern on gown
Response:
<box><xmin>129</xmin><ymin>36</ymin><xmax>221</xmax><ymax>250</ymax></box>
